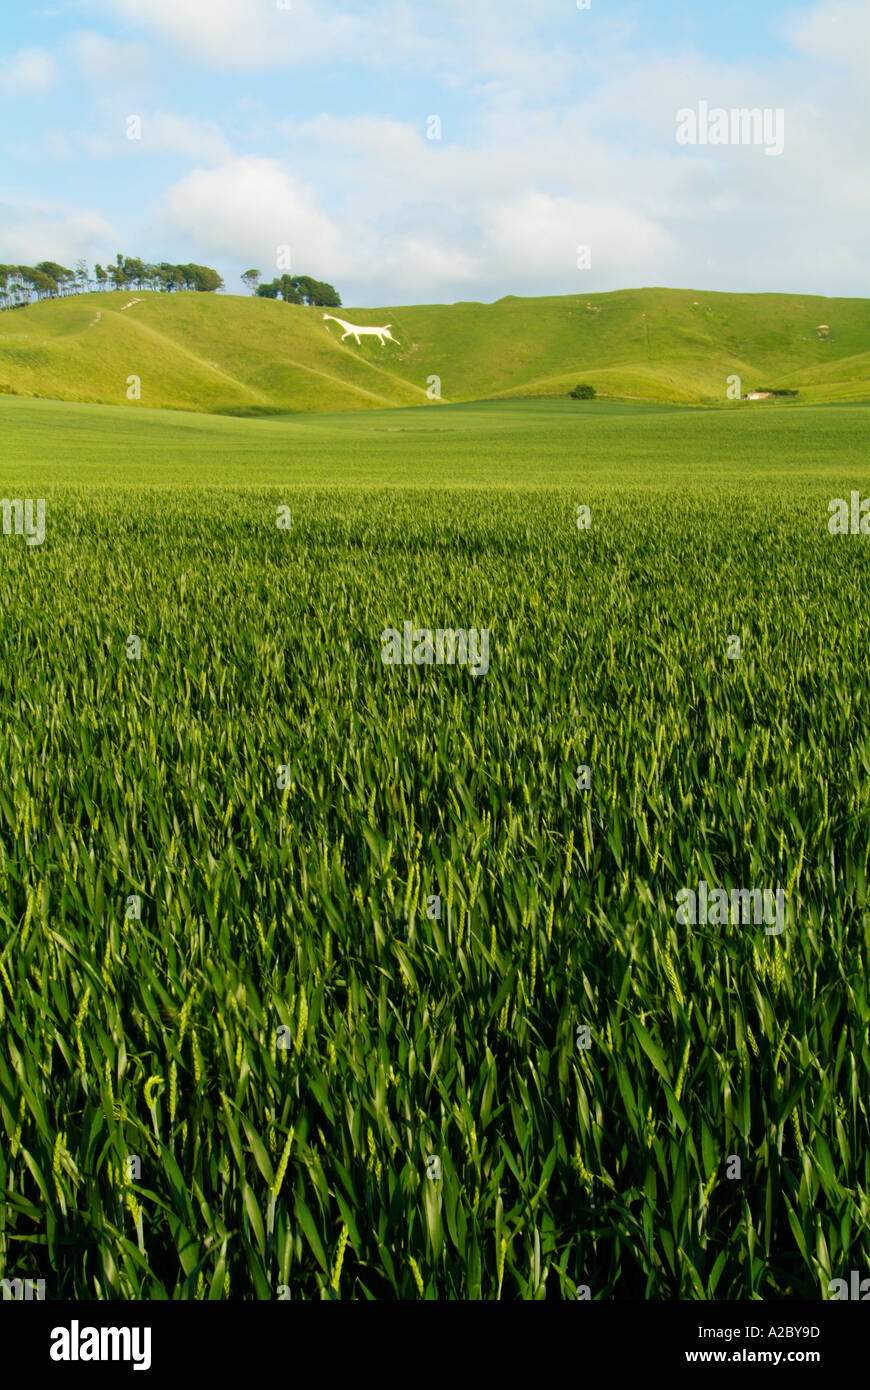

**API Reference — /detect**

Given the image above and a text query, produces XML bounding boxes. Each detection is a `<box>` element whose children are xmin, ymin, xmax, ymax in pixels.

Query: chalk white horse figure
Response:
<box><xmin>323</xmin><ymin>313</ymin><xmax>399</xmax><ymax>346</ymax></box>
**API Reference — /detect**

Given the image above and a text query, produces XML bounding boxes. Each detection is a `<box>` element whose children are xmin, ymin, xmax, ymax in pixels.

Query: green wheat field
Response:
<box><xmin>1</xmin><ymin>395</ymin><xmax>868</xmax><ymax>1299</ymax></box>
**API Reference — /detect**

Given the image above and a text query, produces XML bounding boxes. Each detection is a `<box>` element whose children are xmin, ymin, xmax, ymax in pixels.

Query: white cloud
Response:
<box><xmin>275</xmin><ymin>112</ymin><xmax>677</xmax><ymax>286</ymax></box>
<box><xmin>93</xmin><ymin>0</ymin><xmax>581</xmax><ymax>89</ymax></box>
<box><xmin>787</xmin><ymin>0</ymin><xmax>870</xmax><ymax>73</ymax></box>
<box><xmin>482</xmin><ymin>192</ymin><xmax>675</xmax><ymax>283</ymax></box>
<box><xmin>0</xmin><ymin>193</ymin><xmax>115</xmax><ymax>264</ymax></box>
<box><xmin>96</xmin><ymin>0</ymin><xmax>445</xmax><ymax>71</ymax></box>
<box><xmin>73</xmin><ymin>31</ymin><xmax>152</xmax><ymax>84</ymax></box>
<box><xmin>86</xmin><ymin>112</ymin><xmax>231</xmax><ymax>163</ymax></box>
<box><xmin>0</xmin><ymin>47</ymin><xmax>58</xmax><ymax>95</ymax></box>
<box><xmin>142</xmin><ymin>113</ymin><xmax>231</xmax><ymax>163</ymax></box>
<box><xmin>155</xmin><ymin>118</ymin><xmax>683</xmax><ymax>302</ymax></box>
<box><xmin>363</xmin><ymin>234</ymin><xmax>482</xmax><ymax>298</ymax></box>
<box><xmin>162</xmin><ymin>157</ymin><xmax>345</xmax><ymax>278</ymax></box>
<box><xmin>5</xmin><ymin>112</ymin><xmax>231</xmax><ymax>167</ymax></box>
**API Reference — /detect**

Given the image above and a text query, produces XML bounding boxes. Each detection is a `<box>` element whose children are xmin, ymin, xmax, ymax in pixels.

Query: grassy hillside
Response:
<box><xmin>1</xmin><ymin>287</ymin><xmax>869</xmax><ymax>414</ymax></box>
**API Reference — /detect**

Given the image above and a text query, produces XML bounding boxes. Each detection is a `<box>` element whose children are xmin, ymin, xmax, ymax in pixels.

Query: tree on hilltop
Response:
<box><xmin>123</xmin><ymin>257</ymin><xmax>148</xmax><ymax>289</ymax></box>
<box><xmin>254</xmin><ymin>273</ymin><xmax>341</xmax><ymax>306</ymax></box>
<box><xmin>156</xmin><ymin>263</ymin><xmax>184</xmax><ymax>292</ymax></box>
<box><xmin>35</xmin><ymin>261</ymin><xmax>75</xmax><ymax>294</ymax></box>
<box><xmin>108</xmin><ymin>254</ymin><xmax>128</xmax><ymax>289</ymax></box>
<box><xmin>19</xmin><ymin>267</ymin><xmax>59</xmax><ymax>299</ymax></box>
<box><xmin>294</xmin><ymin>275</ymin><xmax>341</xmax><ymax>307</ymax></box>
<box><xmin>279</xmin><ymin>274</ymin><xmax>303</xmax><ymax>304</ymax></box>
<box><xmin>176</xmin><ymin>263</ymin><xmax>224</xmax><ymax>293</ymax></box>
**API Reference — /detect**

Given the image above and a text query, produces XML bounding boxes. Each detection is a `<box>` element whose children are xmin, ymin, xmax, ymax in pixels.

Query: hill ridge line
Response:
<box><xmin>1</xmin><ymin>287</ymin><xmax>869</xmax><ymax>414</ymax></box>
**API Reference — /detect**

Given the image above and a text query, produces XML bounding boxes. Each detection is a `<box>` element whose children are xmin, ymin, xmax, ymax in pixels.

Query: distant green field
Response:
<box><xmin>1</xmin><ymin>398</ymin><xmax>868</xmax><ymax>1300</ymax></box>
<box><xmin>1</xmin><ymin>284</ymin><xmax>870</xmax><ymax>415</ymax></box>
<box><xmin>2</xmin><ymin>395</ymin><xmax>869</xmax><ymax>491</ymax></box>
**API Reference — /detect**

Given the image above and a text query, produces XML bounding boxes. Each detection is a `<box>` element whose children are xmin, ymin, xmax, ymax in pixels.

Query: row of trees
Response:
<box><xmin>0</xmin><ymin>255</ymin><xmax>225</xmax><ymax>308</ymax></box>
<box><xmin>0</xmin><ymin>256</ymin><xmax>342</xmax><ymax>310</ymax></box>
<box><xmin>242</xmin><ymin>270</ymin><xmax>341</xmax><ymax>307</ymax></box>
<box><xmin>1</xmin><ymin>260</ymin><xmax>90</xmax><ymax>305</ymax></box>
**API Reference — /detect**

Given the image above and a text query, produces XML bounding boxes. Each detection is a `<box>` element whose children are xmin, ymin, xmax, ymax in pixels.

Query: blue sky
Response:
<box><xmin>1</xmin><ymin>0</ymin><xmax>867</xmax><ymax>304</ymax></box>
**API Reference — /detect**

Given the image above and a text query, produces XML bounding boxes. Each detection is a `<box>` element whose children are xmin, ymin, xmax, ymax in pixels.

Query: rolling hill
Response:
<box><xmin>1</xmin><ymin>286</ymin><xmax>869</xmax><ymax>415</ymax></box>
